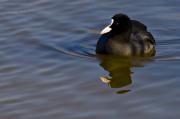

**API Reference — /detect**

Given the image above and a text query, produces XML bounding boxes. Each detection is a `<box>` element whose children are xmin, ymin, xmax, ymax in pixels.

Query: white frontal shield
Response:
<box><xmin>100</xmin><ymin>19</ymin><xmax>114</xmax><ymax>34</ymax></box>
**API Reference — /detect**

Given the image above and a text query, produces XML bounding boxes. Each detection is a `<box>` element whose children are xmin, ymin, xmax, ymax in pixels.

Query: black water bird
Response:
<box><xmin>96</xmin><ymin>13</ymin><xmax>156</xmax><ymax>56</ymax></box>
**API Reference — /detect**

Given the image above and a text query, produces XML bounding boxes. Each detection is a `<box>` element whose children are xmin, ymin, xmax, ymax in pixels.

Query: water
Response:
<box><xmin>0</xmin><ymin>0</ymin><xmax>180</xmax><ymax>119</ymax></box>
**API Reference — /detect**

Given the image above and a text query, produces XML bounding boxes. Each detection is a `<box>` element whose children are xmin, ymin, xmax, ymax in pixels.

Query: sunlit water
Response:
<box><xmin>0</xmin><ymin>0</ymin><xmax>180</xmax><ymax>119</ymax></box>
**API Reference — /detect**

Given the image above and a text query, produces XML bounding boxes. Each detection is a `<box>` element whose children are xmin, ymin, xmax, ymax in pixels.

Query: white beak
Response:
<box><xmin>100</xmin><ymin>19</ymin><xmax>114</xmax><ymax>34</ymax></box>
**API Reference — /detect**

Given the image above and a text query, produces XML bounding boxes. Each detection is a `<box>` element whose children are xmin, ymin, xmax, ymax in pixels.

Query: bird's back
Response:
<box><xmin>129</xmin><ymin>20</ymin><xmax>156</xmax><ymax>56</ymax></box>
<box><xmin>131</xmin><ymin>20</ymin><xmax>155</xmax><ymax>44</ymax></box>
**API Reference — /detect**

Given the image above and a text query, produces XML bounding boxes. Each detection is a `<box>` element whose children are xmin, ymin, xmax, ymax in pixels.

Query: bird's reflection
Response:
<box><xmin>97</xmin><ymin>54</ymin><xmax>155</xmax><ymax>94</ymax></box>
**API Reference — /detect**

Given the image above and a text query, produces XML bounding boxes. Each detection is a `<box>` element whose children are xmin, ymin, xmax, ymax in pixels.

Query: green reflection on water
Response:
<box><xmin>98</xmin><ymin>54</ymin><xmax>155</xmax><ymax>94</ymax></box>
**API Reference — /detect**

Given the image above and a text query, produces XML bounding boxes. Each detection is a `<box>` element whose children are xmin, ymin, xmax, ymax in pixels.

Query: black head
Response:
<box><xmin>110</xmin><ymin>13</ymin><xmax>132</xmax><ymax>34</ymax></box>
<box><xmin>100</xmin><ymin>13</ymin><xmax>132</xmax><ymax>36</ymax></box>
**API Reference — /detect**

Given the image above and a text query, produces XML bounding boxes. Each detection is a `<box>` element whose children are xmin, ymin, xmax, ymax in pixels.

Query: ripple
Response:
<box><xmin>0</xmin><ymin>0</ymin><xmax>180</xmax><ymax>119</ymax></box>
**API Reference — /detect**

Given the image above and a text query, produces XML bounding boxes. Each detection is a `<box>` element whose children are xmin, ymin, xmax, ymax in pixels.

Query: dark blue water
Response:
<box><xmin>0</xmin><ymin>0</ymin><xmax>180</xmax><ymax>119</ymax></box>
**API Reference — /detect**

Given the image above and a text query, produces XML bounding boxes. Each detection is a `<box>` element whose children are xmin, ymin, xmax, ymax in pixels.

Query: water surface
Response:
<box><xmin>0</xmin><ymin>0</ymin><xmax>180</xmax><ymax>119</ymax></box>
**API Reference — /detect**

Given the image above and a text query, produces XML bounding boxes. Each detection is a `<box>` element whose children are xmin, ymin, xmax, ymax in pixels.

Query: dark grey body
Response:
<box><xmin>96</xmin><ymin>20</ymin><xmax>156</xmax><ymax>56</ymax></box>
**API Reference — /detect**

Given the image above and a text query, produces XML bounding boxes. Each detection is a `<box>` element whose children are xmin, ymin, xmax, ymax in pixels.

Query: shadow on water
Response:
<box><xmin>97</xmin><ymin>54</ymin><xmax>155</xmax><ymax>94</ymax></box>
